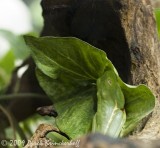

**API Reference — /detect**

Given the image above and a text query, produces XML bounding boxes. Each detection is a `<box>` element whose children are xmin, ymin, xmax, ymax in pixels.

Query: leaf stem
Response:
<box><xmin>0</xmin><ymin>93</ymin><xmax>47</xmax><ymax>100</ymax></box>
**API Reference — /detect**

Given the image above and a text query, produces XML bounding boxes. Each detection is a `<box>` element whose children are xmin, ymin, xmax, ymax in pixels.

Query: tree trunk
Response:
<box><xmin>40</xmin><ymin>0</ymin><xmax>160</xmax><ymax>140</ymax></box>
<box><xmin>117</xmin><ymin>0</ymin><xmax>160</xmax><ymax>140</ymax></box>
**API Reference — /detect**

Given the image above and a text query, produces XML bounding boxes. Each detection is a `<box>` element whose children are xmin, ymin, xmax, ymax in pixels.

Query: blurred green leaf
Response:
<box><xmin>0</xmin><ymin>30</ymin><xmax>30</xmax><ymax>60</ymax></box>
<box><xmin>30</xmin><ymin>0</ymin><xmax>43</xmax><ymax>33</ymax></box>
<box><xmin>23</xmin><ymin>0</ymin><xmax>43</xmax><ymax>34</ymax></box>
<box><xmin>155</xmin><ymin>8</ymin><xmax>160</xmax><ymax>37</ymax></box>
<box><xmin>0</xmin><ymin>50</ymin><xmax>15</xmax><ymax>74</ymax></box>
<box><xmin>0</xmin><ymin>50</ymin><xmax>15</xmax><ymax>92</ymax></box>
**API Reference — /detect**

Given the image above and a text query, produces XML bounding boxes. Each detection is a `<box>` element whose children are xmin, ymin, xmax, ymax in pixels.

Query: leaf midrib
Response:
<box><xmin>35</xmin><ymin>47</ymin><xmax>97</xmax><ymax>80</ymax></box>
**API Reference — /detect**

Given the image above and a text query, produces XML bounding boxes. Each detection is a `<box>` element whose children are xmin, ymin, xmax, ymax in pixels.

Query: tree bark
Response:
<box><xmin>115</xmin><ymin>0</ymin><xmax>160</xmax><ymax>140</ymax></box>
<box><xmin>40</xmin><ymin>0</ymin><xmax>160</xmax><ymax>140</ymax></box>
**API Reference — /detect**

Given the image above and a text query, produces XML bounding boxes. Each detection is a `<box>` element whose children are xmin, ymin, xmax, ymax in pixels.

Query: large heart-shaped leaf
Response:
<box><xmin>24</xmin><ymin>36</ymin><xmax>108</xmax><ymax>81</ymax></box>
<box><xmin>36</xmin><ymin>69</ymin><xmax>96</xmax><ymax>139</ymax></box>
<box><xmin>24</xmin><ymin>36</ymin><xmax>155</xmax><ymax>139</ymax></box>
<box><xmin>92</xmin><ymin>70</ymin><xmax>126</xmax><ymax>137</ymax></box>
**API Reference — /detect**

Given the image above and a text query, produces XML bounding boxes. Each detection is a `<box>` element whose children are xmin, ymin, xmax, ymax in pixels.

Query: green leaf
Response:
<box><xmin>0</xmin><ymin>50</ymin><xmax>15</xmax><ymax>92</ymax></box>
<box><xmin>25</xmin><ymin>35</ymin><xmax>155</xmax><ymax>139</ymax></box>
<box><xmin>36</xmin><ymin>68</ymin><xmax>96</xmax><ymax>139</ymax></box>
<box><xmin>0</xmin><ymin>30</ymin><xmax>29</xmax><ymax>59</ymax></box>
<box><xmin>36</xmin><ymin>68</ymin><xmax>89</xmax><ymax>102</ymax></box>
<box><xmin>24</xmin><ymin>36</ymin><xmax>108</xmax><ymax>139</ymax></box>
<box><xmin>46</xmin><ymin>132</ymin><xmax>69</xmax><ymax>143</ymax></box>
<box><xmin>24</xmin><ymin>36</ymin><xmax>108</xmax><ymax>81</ymax></box>
<box><xmin>119</xmin><ymin>79</ymin><xmax>155</xmax><ymax>137</ymax></box>
<box><xmin>92</xmin><ymin>70</ymin><xmax>126</xmax><ymax>137</ymax></box>
<box><xmin>55</xmin><ymin>87</ymin><xmax>96</xmax><ymax>139</ymax></box>
<box><xmin>0</xmin><ymin>50</ymin><xmax>15</xmax><ymax>74</ymax></box>
<box><xmin>155</xmin><ymin>8</ymin><xmax>160</xmax><ymax>37</ymax></box>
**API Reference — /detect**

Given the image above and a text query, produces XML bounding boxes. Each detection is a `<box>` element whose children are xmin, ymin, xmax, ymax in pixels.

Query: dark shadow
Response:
<box><xmin>41</xmin><ymin>0</ymin><xmax>131</xmax><ymax>83</ymax></box>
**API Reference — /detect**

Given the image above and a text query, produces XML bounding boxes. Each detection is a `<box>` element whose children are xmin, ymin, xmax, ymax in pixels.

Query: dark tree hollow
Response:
<box><xmin>41</xmin><ymin>0</ymin><xmax>132</xmax><ymax>83</ymax></box>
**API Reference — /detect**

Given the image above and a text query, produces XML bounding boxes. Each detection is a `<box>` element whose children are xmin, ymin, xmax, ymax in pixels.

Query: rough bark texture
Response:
<box><xmin>116</xmin><ymin>0</ymin><xmax>160</xmax><ymax>139</ymax></box>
